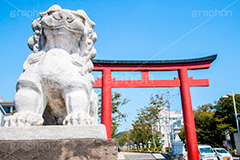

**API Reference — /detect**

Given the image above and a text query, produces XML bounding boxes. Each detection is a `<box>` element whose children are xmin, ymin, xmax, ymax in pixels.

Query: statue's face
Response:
<box><xmin>28</xmin><ymin>5</ymin><xmax>96</xmax><ymax>56</ymax></box>
<box><xmin>40</xmin><ymin>9</ymin><xmax>86</xmax><ymax>53</ymax></box>
<box><xmin>41</xmin><ymin>9</ymin><xmax>85</xmax><ymax>34</ymax></box>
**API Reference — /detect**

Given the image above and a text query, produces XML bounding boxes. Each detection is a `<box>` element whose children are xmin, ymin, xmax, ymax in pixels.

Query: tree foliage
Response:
<box><xmin>179</xmin><ymin>94</ymin><xmax>240</xmax><ymax>147</ymax></box>
<box><xmin>212</xmin><ymin>94</ymin><xmax>239</xmax><ymax>146</ymax></box>
<box><xmin>98</xmin><ymin>92</ymin><xmax>130</xmax><ymax>138</ymax></box>
<box><xmin>194</xmin><ymin>104</ymin><xmax>216</xmax><ymax>145</ymax></box>
<box><xmin>118</xmin><ymin>131</ymin><xmax>130</xmax><ymax>146</ymax></box>
<box><xmin>129</xmin><ymin>92</ymin><xmax>168</xmax><ymax>146</ymax></box>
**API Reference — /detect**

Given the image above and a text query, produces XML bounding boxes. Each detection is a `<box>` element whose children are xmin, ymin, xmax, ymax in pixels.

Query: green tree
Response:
<box><xmin>118</xmin><ymin>131</ymin><xmax>130</xmax><ymax>147</ymax></box>
<box><xmin>179</xmin><ymin>94</ymin><xmax>240</xmax><ymax>147</ymax></box>
<box><xmin>98</xmin><ymin>92</ymin><xmax>130</xmax><ymax>138</ymax></box>
<box><xmin>130</xmin><ymin>92</ymin><xmax>167</xmax><ymax>148</ymax></box>
<box><xmin>179</xmin><ymin>125</ymin><xmax>185</xmax><ymax>143</ymax></box>
<box><xmin>212</xmin><ymin>94</ymin><xmax>239</xmax><ymax>145</ymax></box>
<box><xmin>130</xmin><ymin>108</ymin><xmax>153</xmax><ymax>145</ymax></box>
<box><xmin>194</xmin><ymin>104</ymin><xmax>216</xmax><ymax>145</ymax></box>
<box><xmin>180</xmin><ymin>104</ymin><xmax>232</xmax><ymax>146</ymax></box>
<box><xmin>214</xmin><ymin>94</ymin><xmax>240</xmax><ymax>131</ymax></box>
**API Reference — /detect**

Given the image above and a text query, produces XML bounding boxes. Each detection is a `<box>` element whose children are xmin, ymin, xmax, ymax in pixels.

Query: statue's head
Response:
<box><xmin>28</xmin><ymin>5</ymin><xmax>97</xmax><ymax>60</ymax></box>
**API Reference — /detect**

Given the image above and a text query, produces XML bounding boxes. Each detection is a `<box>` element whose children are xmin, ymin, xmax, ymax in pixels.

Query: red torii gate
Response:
<box><xmin>93</xmin><ymin>54</ymin><xmax>217</xmax><ymax>160</ymax></box>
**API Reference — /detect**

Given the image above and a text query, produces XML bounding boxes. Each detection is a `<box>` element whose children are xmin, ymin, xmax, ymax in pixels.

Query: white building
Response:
<box><xmin>0</xmin><ymin>97</ymin><xmax>14</xmax><ymax>126</ymax></box>
<box><xmin>156</xmin><ymin>109</ymin><xmax>183</xmax><ymax>151</ymax></box>
<box><xmin>0</xmin><ymin>97</ymin><xmax>6</xmax><ymax>126</ymax></box>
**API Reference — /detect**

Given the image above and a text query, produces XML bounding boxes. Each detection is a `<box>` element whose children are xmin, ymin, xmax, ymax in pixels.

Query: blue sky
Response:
<box><xmin>0</xmin><ymin>0</ymin><xmax>239</xmax><ymax>132</ymax></box>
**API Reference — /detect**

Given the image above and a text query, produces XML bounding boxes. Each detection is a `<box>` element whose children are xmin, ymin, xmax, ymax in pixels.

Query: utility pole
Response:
<box><xmin>232</xmin><ymin>91</ymin><xmax>239</xmax><ymax>133</ymax></box>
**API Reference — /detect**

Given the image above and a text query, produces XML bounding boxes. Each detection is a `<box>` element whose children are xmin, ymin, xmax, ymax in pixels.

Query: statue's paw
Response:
<box><xmin>63</xmin><ymin>112</ymin><xmax>93</xmax><ymax>125</ymax></box>
<box><xmin>4</xmin><ymin>112</ymin><xmax>43</xmax><ymax>127</ymax></box>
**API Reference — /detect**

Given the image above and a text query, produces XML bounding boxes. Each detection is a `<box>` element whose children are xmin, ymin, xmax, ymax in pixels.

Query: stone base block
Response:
<box><xmin>0</xmin><ymin>125</ymin><xmax>107</xmax><ymax>140</ymax></box>
<box><xmin>0</xmin><ymin>138</ymin><xmax>118</xmax><ymax>160</ymax></box>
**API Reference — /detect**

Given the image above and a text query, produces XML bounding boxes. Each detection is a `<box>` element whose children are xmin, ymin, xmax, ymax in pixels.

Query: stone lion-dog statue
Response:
<box><xmin>5</xmin><ymin>5</ymin><xmax>98</xmax><ymax>126</ymax></box>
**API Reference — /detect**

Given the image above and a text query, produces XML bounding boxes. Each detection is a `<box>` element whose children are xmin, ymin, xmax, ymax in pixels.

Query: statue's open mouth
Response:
<box><xmin>42</xmin><ymin>24</ymin><xmax>83</xmax><ymax>34</ymax></box>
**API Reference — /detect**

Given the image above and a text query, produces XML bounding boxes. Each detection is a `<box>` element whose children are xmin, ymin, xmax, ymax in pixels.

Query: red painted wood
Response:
<box><xmin>188</xmin><ymin>77</ymin><xmax>209</xmax><ymax>87</ymax></box>
<box><xmin>179</xmin><ymin>68</ymin><xmax>200</xmax><ymax>160</ymax></box>
<box><xmin>101</xmin><ymin>69</ymin><xmax>112</xmax><ymax>139</ymax></box>
<box><xmin>93</xmin><ymin>77</ymin><xmax>209</xmax><ymax>88</ymax></box>
<box><xmin>141</xmin><ymin>71</ymin><xmax>149</xmax><ymax>82</ymax></box>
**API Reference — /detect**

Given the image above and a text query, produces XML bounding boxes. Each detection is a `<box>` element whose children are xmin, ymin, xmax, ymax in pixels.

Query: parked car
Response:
<box><xmin>213</xmin><ymin>148</ymin><xmax>233</xmax><ymax>160</ymax></box>
<box><xmin>198</xmin><ymin>145</ymin><xmax>218</xmax><ymax>160</ymax></box>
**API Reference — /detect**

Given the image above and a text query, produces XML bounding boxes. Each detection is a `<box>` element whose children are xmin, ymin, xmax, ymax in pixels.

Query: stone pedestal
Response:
<box><xmin>172</xmin><ymin>140</ymin><xmax>185</xmax><ymax>154</ymax></box>
<box><xmin>171</xmin><ymin>126</ymin><xmax>185</xmax><ymax>155</ymax></box>
<box><xmin>0</xmin><ymin>125</ymin><xmax>107</xmax><ymax>140</ymax></box>
<box><xmin>0</xmin><ymin>125</ymin><xmax>118</xmax><ymax>160</ymax></box>
<box><xmin>0</xmin><ymin>138</ymin><xmax>118</xmax><ymax>160</ymax></box>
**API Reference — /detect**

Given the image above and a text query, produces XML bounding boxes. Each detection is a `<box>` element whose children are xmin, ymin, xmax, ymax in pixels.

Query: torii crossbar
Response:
<box><xmin>93</xmin><ymin>54</ymin><xmax>217</xmax><ymax>160</ymax></box>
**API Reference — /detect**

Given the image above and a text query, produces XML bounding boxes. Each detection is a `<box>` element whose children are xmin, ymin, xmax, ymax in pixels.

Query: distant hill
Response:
<box><xmin>115</xmin><ymin>131</ymin><xmax>125</xmax><ymax>139</ymax></box>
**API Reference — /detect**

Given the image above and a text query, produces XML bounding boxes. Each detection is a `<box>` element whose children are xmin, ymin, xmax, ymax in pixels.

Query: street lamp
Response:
<box><xmin>222</xmin><ymin>91</ymin><xmax>239</xmax><ymax>133</ymax></box>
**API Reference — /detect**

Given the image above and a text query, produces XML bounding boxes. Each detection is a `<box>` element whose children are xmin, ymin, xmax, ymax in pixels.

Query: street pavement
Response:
<box><xmin>118</xmin><ymin>152</ymin><xmax>240</xmax><ymax>160</ymax></box>
<box><xmin>118</xmin><ymin>152</ymin><xmax>166</xmax><ymax>160</ymax></box>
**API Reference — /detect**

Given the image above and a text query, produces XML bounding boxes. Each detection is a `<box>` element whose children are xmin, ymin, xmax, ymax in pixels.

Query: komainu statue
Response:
<box><xmin>5</xmin><ymin>5</ymin><xmax>98</xmax><ymax>126</ymax></box>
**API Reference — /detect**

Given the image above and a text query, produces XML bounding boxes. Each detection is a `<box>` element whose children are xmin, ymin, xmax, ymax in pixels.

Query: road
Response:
<box><xmin>118</xmin><ymin>152</ymin><xmax>166</xmax><ymax>160</ymax></box>
<box><xmin>118</xmin><ymin>152</ymin><xmax>240</xmax><ymax>160</ymax></box>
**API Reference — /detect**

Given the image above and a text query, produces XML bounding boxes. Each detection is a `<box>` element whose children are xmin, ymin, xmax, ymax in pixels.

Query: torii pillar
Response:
<box><xmin>179</xmin><ymin>68</ymin><xmax>198</xmax><ymax>159</ymax></box>
<box><xmin>101</xmin><ymin>68</ymin><xmax>112</xmax><ymax>139</ymax></box>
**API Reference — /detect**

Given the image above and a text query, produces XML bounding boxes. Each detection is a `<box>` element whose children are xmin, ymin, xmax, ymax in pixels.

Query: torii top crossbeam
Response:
<box><xmin>92</xmin><ymin>54</ymin><xmax>217</xmax><ymax>160</ymax></box>
<box><xmin>93</xmin><ymin>55</ymin><xmax>216</xmax><ymax>88</ymax></box>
